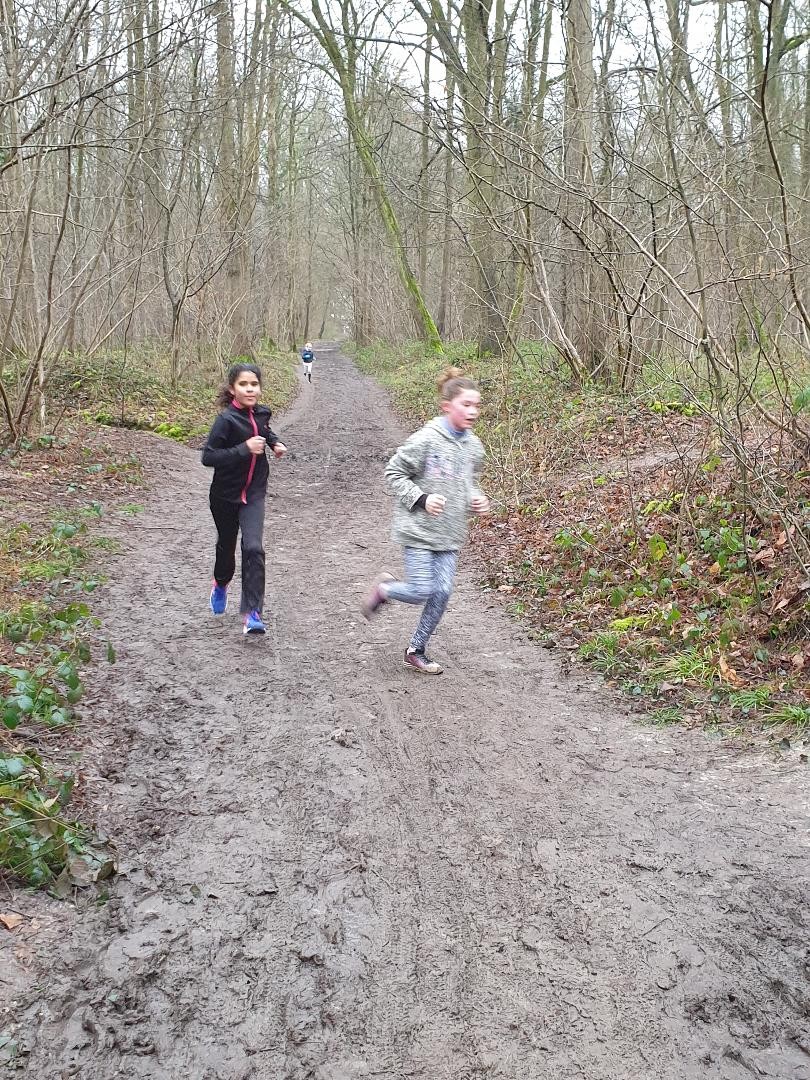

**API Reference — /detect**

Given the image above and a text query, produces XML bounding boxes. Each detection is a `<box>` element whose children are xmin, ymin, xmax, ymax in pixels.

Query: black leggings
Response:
<box><xmin>210</xmin><ymin>496</ymin><xmax>266</xmax><ymax>614</ymax></box>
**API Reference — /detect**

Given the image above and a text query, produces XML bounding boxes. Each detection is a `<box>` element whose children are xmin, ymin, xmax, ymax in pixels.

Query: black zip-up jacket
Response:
<box><xmin>201</xmin><ymin>402</ymin><xmax>280</xmax><ymax>503</ymax></box>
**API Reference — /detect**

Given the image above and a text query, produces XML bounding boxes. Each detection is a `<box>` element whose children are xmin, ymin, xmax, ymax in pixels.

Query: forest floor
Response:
<box><xmin>1</xmin><ymin>347</ymin><xmax>809</xmax><ymax>1079</ymax></box>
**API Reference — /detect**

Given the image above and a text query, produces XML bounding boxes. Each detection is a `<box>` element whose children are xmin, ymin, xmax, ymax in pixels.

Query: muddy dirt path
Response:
<box><xmin>6</xmin><ymin>347</ymin><xmax>810</xmax><ymax>1079</ymax></box>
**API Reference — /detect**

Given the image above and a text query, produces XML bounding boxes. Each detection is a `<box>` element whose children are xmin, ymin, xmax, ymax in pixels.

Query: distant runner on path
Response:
<box><xmin>301</xmin><ymin>341</ymin><xmax>315</xmax><ymax>382</ymax></box>
<box><xmin>362</xmin><ymin>366</ymin><xmax>490</xmax><ymax>674</ymax></box>
<box><xmin>201</xmin><ymin>362</ymin><xmax>287</xmax><ymax>636</ymax></box>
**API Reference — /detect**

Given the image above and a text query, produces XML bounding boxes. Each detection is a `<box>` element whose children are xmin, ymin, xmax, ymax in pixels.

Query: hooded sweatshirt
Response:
<box><xmin>201</xmin><ymin>402</ymin><xmax>280</xmax><ymax>503</ymax></box>
<box><xmin>384</xmin><ymin>416</ymin><xmax>485</xmax><ymax>551</ymax></box>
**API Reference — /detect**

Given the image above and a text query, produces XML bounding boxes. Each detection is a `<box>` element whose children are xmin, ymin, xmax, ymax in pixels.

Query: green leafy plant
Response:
<box><xmin>11</xmin><ymin>520</ymin><xmax>86</xmax><ymax>584</ymax></box>
<box><xmin>610</xmin><ymin>614</ymin><xmax>654</xmax><ymax>631</ymax></box>
<box><xmin>0</xmin><ymin>661</ymin><xmax>80</xmax><ymax>730</ymax></box>
<box><xmin>700</xmin><ymin>454</ymin><xmax>722</xmax><ymax>473</ymax></box>
<box><xmin>648</xmin><ymin>399</ymin><xmax>698</xmax><ymax>416</ymax></box>
<box><xmin>578</xmin><ymin>631</ymin><xmax>625</xmax><ymax>674</ymax></box>
<box><xmin>763</xmin><ymin>704</ymin><xmax>810</xmax><ymax>731</ymax></box>
<box><xmin>0</xmin><ymin>601</ymin><xmax>93</xmax><ymax>731</ymax></box>
<box><xmin>91</xmin><ymin>537</ymin><xmax>123</xmax><ymax>554</ymax></box>
<box><xmin>0</xmin><ymin>751</ymin><xmax>111</xmax><ymax>888</ymax></box>
<box><xmin>59</xmin><ymin>345</ymin><xmax>296</xmax><ymax>437</ymax></box>
<box><xmin>650</xmin><ymin>646</ymin><xmax>719</xmax><ymax>685</ymax></box>
<box><xmin>643</xmin><ymin>493</ymin><xmax>684</xmax><ymax>516</ymax></box>
<box><xmin>555</xmin><ymin>526</ymin><xmax>596</xmax><ymax>551</ymax></box>
<box><xmin>648</xmin><ymin>533</ymin><xmax>668</xmax><ymax>562</ymax></box>
<box><xmin>0</xmin><ymin>601</ymin><xmax>92</xmax><ymax>651</ymax></box>
<box><xmin>698</xmin><ymin>523</ymin><xmax>747</xmax><ymax>571</ymax></box>
<box><xmin>729</xmin><ymin>687</ymin><xmax>772</xmax><ymax>714</ymax></box>
<box><xmin>648</xmin><ymin>706</ymin><xmax>683</xmax><ymax>726</ymax></box>
<box><xmin>154</xmin><ymin>421</ymin><xmax>188</xmax><ymax>440</ymax></box>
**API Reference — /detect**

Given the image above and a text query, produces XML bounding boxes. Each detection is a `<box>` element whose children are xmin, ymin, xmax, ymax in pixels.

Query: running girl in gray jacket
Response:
<box><xmin>362</xmin><ymin>367</ymin><xmax>489</xmax><ymax>673</ymax></box>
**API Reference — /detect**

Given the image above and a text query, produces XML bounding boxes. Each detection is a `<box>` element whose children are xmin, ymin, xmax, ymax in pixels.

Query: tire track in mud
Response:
<box><xmin>7</xmin><ymin>346</ymin><xmax>810</xmax><ymax>1079</ymax></box>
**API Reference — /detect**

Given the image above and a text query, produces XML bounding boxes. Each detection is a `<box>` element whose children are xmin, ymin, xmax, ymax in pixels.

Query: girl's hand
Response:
<box><xmin>272</xmin><ymin>442</ymin><xmax>287</xmax><ymax>458</ymax></box>
<box><xmin>470</xmin><ymin>494</ymin><xmax>490</xmax><ymax>515</ymax></box>
<box><xmin>425</xmin><ymin>494</ymin><xmax>447</xmax><ymax>516</ymax></box>
<box><xmin>246</xmin><ymin>436</ymin><xmax>266</xmax><ymax>455</ymax></box>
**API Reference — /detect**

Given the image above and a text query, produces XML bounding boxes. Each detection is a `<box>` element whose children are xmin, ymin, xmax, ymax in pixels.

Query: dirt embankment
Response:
<box><xmin>2</xmin><ymin>347</ymin><xmax>808</xmax><ymax>1079</ymax></box>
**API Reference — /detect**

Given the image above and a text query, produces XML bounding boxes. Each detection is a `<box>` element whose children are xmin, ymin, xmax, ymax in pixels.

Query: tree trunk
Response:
<box><xmin>436</xmin><ymin>42</ymin><xmax>456</xmax><ymax>338</ymax></box>
<box><xmin>562</xmin><ymin>0</ymin><xmax>597</xmax><ymax>375</ymax></box>
<box><xmin>418</xmin><ymin>34</ymin><xmax>432</xmax><ymax>290</ymax></box>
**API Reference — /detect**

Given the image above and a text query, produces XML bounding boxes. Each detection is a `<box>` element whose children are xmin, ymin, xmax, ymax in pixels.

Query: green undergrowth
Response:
<box><xmin>353</xmin><ymin>340</ymin><xmax>810</xmax><ymax>745</ymax></box>
<box><xmin>0</xmin><ymin>748</ymin><xmax>113</xmax><ymax>891</ymax></box>
<box><xmin>351</xmin><ymin>339</ymin><xmax>810</xmax><ymax>433</ymax></box>
<box><xmin>27</xmin><ymin>341</ymin><xmax>299</xmax><ymax>445</ymax></box>
<box><xmin>0</xmin><ymin>506</ymin><xmax>118</xmax><ymax>891</ymax></box>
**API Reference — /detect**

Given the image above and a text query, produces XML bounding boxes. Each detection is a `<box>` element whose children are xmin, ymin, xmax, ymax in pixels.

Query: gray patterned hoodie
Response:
<box><xmin>384</xmin><ymin>417</ymin><xmax>486</xmax><ymax>551</ymax></box>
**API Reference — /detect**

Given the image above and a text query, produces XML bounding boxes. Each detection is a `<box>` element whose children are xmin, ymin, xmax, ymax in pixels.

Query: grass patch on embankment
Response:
<box><xmin>351</xmin><ymin>340</ymin><xmax>810</xmax><ymax>749</ymax></box>
<box><xmin>0</xmin><ymin>438</ymin><xmax>140</xmax><ymax>891</ymax></box>
<box><xmin>42</xmin><ymin>341</ymin><xmax>299</xmax><ymax>444</ymax></box>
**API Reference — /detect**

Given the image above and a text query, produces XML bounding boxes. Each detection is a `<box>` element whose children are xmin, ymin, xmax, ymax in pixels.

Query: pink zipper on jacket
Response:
<box><xmin>235</xmin><ymin>402</ymin><xmax>259</xmax><ymax>504</ymax></box>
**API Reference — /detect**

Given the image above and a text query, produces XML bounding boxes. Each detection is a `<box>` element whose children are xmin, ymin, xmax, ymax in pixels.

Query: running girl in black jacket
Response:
<box><xmin>201</xmin><ymin>363</ymin><xmax>287</xmax><ymax>635</ymax></box>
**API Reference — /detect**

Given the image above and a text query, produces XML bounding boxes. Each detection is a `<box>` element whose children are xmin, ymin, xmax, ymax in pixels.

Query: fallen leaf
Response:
<box><xmin>64</xmin><ymin>853</ymin><xmax>117</xmax><ymax>888</ymax></box>
<box><xmin>769</xmin><ymin>579</ymin><xmax>810</xmax><ymax>615</ymax></box>
<box><xmin>718</xmin><ymin>653</ymin><xmax>742</xmax><ymax>686</ymax></box>
<box><xmin>0</xmin><ymin>913</ymin><xmax>24</xmax><ymax>931</ymax></box>
<box><xmin>774</xmin><ymin>526</ymin><xmax>796</xmax><ymax>549</ymax></box>
<box><xmin>791</xmin><ymin>653</ymin><xmax>805</xmax><ymax>670</ymax></box>
<box><xmin>751</xmin><ymin>546</ymin><xmax>775</xmax><ymax>564</ymax></box>
<box><xmin>708</xmin><ymin>562</ymin><xmax>721</xmax><ymax>576</ymax></box>
<box><xmin>497</xmin><ymin>584</ymin><xmax>514</xmax><ymax>593</ymax></box>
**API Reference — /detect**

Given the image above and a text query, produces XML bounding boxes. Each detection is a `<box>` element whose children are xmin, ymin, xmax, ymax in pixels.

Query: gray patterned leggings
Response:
<box><xmin>385</xmin><ymin>547</ymin><xmax>459</xmax><ymax>652</ymax></box>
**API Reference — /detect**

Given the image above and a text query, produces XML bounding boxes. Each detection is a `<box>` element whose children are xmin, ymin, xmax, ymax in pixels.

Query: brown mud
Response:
<box><xmin>2</xmin><ymin>347</ymin><xmax>809</xmax><ymax>1079</ymax></box>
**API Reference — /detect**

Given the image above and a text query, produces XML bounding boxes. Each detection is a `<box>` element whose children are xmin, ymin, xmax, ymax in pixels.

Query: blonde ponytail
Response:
<box><xmin>437</xmin><ymin>366</ymin><xmax>478</xmax><ymax>402</ymax></box>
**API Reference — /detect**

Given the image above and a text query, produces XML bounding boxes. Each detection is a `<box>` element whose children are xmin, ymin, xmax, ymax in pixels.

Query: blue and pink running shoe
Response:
<box><xmin>210</xmin><ymin>582</ymin><xmax>228</xmax><ymax>615</ymax></box>
<box><xmin>243</xmin><ymin>610</ymin><xmax>266</xmax><ymax>635</ymax></box>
